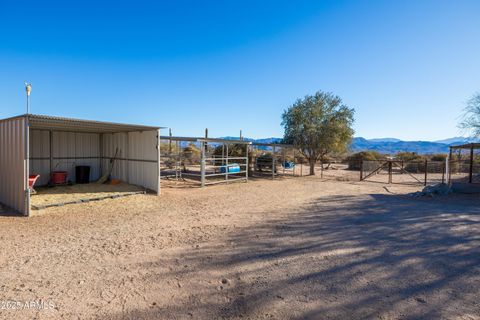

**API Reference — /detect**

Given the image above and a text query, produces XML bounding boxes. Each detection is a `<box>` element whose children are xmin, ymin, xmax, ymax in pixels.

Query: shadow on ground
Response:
<box><xmin>113</xmin><ymin>193</ymin><xmax>480</xmax><ymax>319</ymax></box>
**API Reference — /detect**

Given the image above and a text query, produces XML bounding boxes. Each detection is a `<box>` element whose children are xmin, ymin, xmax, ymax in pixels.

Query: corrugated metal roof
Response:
<box><xmin>19</xmin><ymin>114</ymin><xmax>164</xmax><ymax>133</ymax></box>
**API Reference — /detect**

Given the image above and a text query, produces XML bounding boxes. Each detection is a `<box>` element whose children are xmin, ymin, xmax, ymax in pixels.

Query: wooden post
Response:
<box><xmin>245</xmin><ymin>143</ymin><xmax>249</xmax><ymax>182</ymax></box>
<box><xmin>360</xmin><ymin>160</ymin><xmax>363</xmax><ymax>181</ymax></box>
<box><xmin>442</xmin><ymin>160</ymin><xmax>445</xmax><ymax>184</ymax></box>
<box><xmin>424</xmin><ymin>159</ymin><xmax>428</xmax><ymax>186</ymax></box>
<box><xmin>448</xmin><ymin>147</ymin><xmax>453</xmax><ymax>183</ymax></box>
<box><xmin>272</xmin><ymin>145</ymin><xmax>276</xmax><ymax>180</ymax></box>
<box><xmin>469</xmin><ymin>145</ymin><xmax>474</xmax><ymax>183</ymax></box>
<box><xmin>293</xmin><ymin>149</ymin><xmax>296</xmax><ymax>177</ymax></box>
<box><xmin>388</xmin><ymin>161</ymin><xmax>392</xmax><ymax>184</ymax></box>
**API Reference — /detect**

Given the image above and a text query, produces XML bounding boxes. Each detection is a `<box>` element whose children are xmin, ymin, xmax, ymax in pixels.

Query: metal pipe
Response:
<box><xmin>201</xmin><ymin>141</ymin><xmax>206</xmax><ymax>187</ymax></box>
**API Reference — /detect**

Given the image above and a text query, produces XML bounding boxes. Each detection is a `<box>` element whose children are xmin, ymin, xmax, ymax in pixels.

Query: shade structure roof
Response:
<box><xmin>450</xmin><ymin>143</ymin><xmax>480</xmax><ymax>150</ymax></box>
<box><xmin>5</xmin><ymin>114</ymin><xmax>164</xmax><ymax>133</ymax></box>
<box><xmin>160</xmin><ymin>135</ymin><xmax>252</xmax><ymax>144</ymax></box>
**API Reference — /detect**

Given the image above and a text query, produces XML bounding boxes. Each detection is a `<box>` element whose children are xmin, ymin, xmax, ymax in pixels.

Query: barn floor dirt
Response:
<box><xmin>30</xmin><ymin>183</ymin><xmax>145</xmax><ymax>209</ymax></box>
<box><xmin>0</xmin><ymin>174</ymin><xmax>479</xmax><ymax>319</ymax></box>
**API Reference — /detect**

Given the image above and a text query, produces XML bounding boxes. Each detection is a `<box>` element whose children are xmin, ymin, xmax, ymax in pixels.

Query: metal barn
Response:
<box><xmin>0</xmin><ymin>114</ymin><xmax>162</xmax><ymax>216</ymax></box>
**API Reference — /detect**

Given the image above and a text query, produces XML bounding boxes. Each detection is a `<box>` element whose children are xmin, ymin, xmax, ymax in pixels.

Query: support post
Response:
<box><xmin>157</xmin><ymin>129</ymin><xmax>161</xmax><ymax>195</ymax></box>
<box><xmin>388</xmin><ymin>161</ymin><xmax>392</xmax><ymax>184</ymax></box>
<box><xmin>272</xmin><ymin>145</ymin><xmax>276</xmax><ymax>180</ymax></box>
<box><xmin>245</xmin><ymin>143</ymin><xmax>249</xmax><ymax>182</ymax></box>
<box><xmin>226</xmin><ymin>143</ymin><xmax>229</xmax><ymax>183</ymax></box>
<box><xmin>448</xmin><ymin>147</ymin><xmax>453</xmax><ymax>183</ymax></box>
<box><xmin>169</xmin><ymin>128</ymin><xmax>172</xmax><ymax>154</ymax></box>
<box><xmin>442</xmin><ymin>160</ymin><xmax>445</xmax><ymax>184</ymax></box>
<box><xmin>99</xmin><ymin>133</ymin><xmax>103</xmax><ymax>177</ymax></box>
<box><xmin>126</xmin><ymin>132</ymin><xmax>130</xmax><ymax>184</ymax></box>
<box><xmin>25</xmin><ymin>116</ymin><xmax>30</xmax><ymax>216</ymax></box>
<box><xmin>469</xmin><ymin>145</ymin><xmax>474</xmax><ymax>183</ymax></box>
<box><xmin>360</xmin><ymin>160</ymin><xmax>363</xmax><ymax>181</ymax></box>
<box><xmin>200</xmin><ymin>141</ymin><xmax>206</xmax><ymax>187</ymax></box>
<box><xmin>293</xmin><ymin>149</ymin><xmax>296</xmax><ymax>177</ymax></box>
<box><xmin>49</xmin><ymin>130</ymin><xmax>53</xmax><ymax>180</ymax></box>
<box><xmin>424</xmin><ymin>159</ymin><xmax>428</xmax><ymax>186</ymax></box>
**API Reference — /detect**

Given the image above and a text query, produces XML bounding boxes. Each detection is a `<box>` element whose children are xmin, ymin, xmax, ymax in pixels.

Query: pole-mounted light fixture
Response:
<box><xmin>24</xmin><ymin>82</ymin><xmax>32</xmax><ymax>114</ymax></box>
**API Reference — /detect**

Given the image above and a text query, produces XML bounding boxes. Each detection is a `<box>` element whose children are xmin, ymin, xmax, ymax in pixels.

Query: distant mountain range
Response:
<box><xmin>219</xmin><ymin>136</ymin><xmax>477</xmax><ymax>154</ymax></box>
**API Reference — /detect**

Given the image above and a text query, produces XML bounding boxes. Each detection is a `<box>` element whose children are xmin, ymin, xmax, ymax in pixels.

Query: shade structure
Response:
<box><xmin>0</xmin><ymin>114</ymin><xmax>164</xmax><ymax>216</ymax></box>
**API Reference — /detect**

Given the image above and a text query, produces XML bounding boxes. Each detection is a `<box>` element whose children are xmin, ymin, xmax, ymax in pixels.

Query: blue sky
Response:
<box><xmin>1</xmin><ymin>0</ymin><xmax>479</xmax><ymax>140</ymax></box>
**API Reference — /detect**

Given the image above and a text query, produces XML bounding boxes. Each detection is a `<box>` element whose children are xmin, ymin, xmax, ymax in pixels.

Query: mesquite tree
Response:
<box><xmin>282</xmin><ymin>91</ymin><xmax>355</xmax><ymax>175</ymax></box>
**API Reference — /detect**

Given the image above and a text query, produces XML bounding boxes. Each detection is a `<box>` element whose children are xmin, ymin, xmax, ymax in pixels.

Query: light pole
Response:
<box><xmin>24</xmin><ymin>82</ymin><xmax>32</xmax><ymax>114</ymax></box>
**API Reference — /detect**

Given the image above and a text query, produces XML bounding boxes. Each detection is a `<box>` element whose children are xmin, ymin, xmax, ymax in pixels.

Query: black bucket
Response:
<box><xmin>75</xmin><ymin>165</ymin><xmax>91</xmax><ymax>184</ymax></box>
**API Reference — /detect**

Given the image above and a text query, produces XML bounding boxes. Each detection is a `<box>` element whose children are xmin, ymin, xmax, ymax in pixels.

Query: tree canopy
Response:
<box><xmin>459</xmin><ymin>93</ymin><xmax>480</xmax><ymax>136</ymax></box>
<box><xmin>282</xmin><ymin>91</ymin><xmax>355</xmax><ymax>175</ymax></box>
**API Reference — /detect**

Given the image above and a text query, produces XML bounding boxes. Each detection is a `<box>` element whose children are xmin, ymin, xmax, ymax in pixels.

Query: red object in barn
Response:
<box><xmin>29</xmin><ymin>174</ymin><xmax>40</xmax><ymax>194</ymax></box>
<box><xmin>51</xmin><ymin>171</ymin><xmax>68</xmax><ymax>185</ymax></box>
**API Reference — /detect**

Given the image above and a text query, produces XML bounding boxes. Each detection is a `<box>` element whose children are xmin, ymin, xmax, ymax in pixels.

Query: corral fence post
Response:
<box><xmin>469</xmin><ymin>145</ymin><xmax>474</xmax><ymax>183</ymax></box>
<box><xmin>441</xmin><ymin>159</ymin><xmax>446</xmax><ymax>184</ymax></box>
<box><xmin>388</xmin><ymin>161</ymin><xmax>392</xmax><ymax>184</ymax></box>
<box><xmin>272</xmin><ymin>145</ymin><xmax>276</xmax><ymax>180</ymax></box>
<box><xmin>226</xmin><ymin>143</ymin><xmax>229</xmax><ymax>183</ymax></box>
<box><xmin>424</xmin><ymin>159</ymin><xmax>428</xmax><ymax>186</ymax></box>
<box><xmin>448</xmin><ymin>148</ymin><xmax>453</xmax><ymax>184</ymax></box>
<box><xmin>359</xmin><ymin>160</ymin><xmax>363</xmax><ymax>181</ymax></box>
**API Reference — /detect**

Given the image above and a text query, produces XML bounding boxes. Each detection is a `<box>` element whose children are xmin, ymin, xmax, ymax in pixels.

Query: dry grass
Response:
<box><xmin>30</xmin><ymin>183</ymin><xmax>145</xmax><ymax>209</ymax></box>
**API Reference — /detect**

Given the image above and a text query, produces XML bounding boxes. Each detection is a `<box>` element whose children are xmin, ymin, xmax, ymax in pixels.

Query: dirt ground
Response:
<box><xmin>0</xmin><ymin>174</ymin><xmax>479</xmax><ymax>319</ymax></box>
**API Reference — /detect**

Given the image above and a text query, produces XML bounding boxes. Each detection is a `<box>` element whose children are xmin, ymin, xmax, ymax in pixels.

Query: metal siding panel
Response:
<box><xmin>29</xmin><ymin>130</ymin><xmax>51</xmax><ymax>185</ymax></box>
<box><xmin>127</xmin><ymin>131</ymin><xmax>158</xmax><ymax>191</ymax></box>
<box><xmin>101</xmin><ymin>131</ymin><xmax>158</xmax><ymax>191</ymax></box>
<box><xmin>52</xmin><ymin>131</ymin><xmax>75</xmax><ymax>181</ymax></box>
<box><xmin>75</xmin><ymin>133</ymin><xmax>101</xmax><ymax>181</ymax></box>
<box><xmin>0</xmin><ymin>117</ymin><xmax>26</xmax><ymax>214</ymax></box>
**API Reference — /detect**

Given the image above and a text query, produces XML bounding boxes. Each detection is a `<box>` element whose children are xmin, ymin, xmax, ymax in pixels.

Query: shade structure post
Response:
<box><xmin>24</xmin><ymin>116</ymin><xmax>31</xmax><ymax>216</ymax></box>
<box><xmin>157</xmin><ymin>129</ymin><xmax>161</xmax><ymax>195</ymax></box>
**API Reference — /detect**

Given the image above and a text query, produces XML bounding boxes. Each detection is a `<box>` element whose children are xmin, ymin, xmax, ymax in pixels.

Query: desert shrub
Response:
<box><xmin>396</xmin><ymin>152</ymin><xmax>423</xmax><ymax>162</ymax></box>
<box><xmin>429</xmin><ymin>153</ymin><xmax>447</xmax><ymax>162</ymax></box>
<box><xmin>345</xmin><ymin>151</ymin><xmax>383</xmax><ymax>170</ymax></box>
<box><xmin>182</xmin><ymin>143</ymin><xmax>201</xmax><ymax>165</ymax></box>
<box><xmin>213</xmin><ymin>144</ymin><xmax>246</xmax><ymax>158</ymax></box>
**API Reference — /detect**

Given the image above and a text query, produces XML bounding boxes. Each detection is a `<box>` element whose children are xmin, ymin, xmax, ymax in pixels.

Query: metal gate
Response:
<box><xmin>360</xmin><ymin>160</ymin><xmax>446</xmax><ymax>186</ymax></box>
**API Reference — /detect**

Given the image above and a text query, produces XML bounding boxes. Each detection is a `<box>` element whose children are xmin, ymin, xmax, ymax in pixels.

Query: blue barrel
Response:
<box><xmin>220</xmin><ymin>164</ymin><xmax>241</xmax><ymax>173</ymax></box>
<box><xmin>282</xmin><ymin>161</ymin><xmax>295</xmax><ymax>169</ymax></box>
